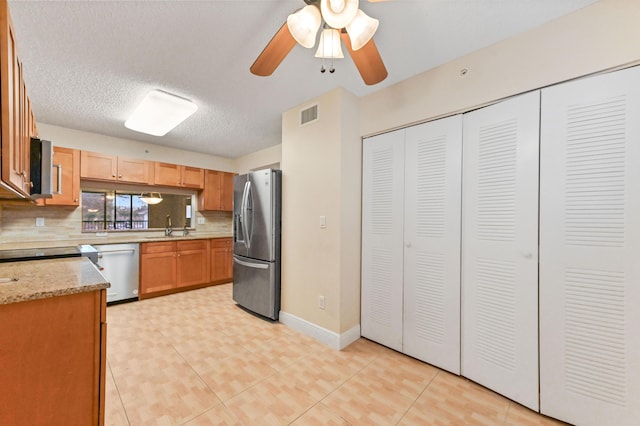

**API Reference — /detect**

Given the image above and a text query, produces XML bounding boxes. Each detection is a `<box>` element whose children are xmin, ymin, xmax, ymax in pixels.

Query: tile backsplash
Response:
<box><xmin>0</xmin><ymin>202</ymin><xmax>232</xmax><ymax>247</ymax></box>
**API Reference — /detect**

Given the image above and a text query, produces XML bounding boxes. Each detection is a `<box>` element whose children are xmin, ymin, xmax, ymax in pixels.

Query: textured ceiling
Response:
<box><xmin>9</xmin><ymin>0</ymin><xmax>596</xmax><ymax>159</ymax></box>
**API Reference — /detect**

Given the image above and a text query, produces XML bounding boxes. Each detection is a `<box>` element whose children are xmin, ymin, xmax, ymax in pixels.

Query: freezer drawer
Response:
<box><xmin>232</xmin><ymin>255</ymin><xmax>280</xmax><ymax>320</ymax></box>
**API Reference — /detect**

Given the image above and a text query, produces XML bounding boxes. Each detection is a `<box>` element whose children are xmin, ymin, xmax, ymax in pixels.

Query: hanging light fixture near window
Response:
<box><xmin>139</xmin><ymin>192</ymin><xmax>163</xmax><ymax>205</ymax></box>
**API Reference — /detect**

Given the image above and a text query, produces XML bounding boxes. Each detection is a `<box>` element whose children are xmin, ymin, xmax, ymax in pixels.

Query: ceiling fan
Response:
<box><xmin>250</xmin><ymin>0</ymin><xmax>388</xmax><ymax>85</ymax></box>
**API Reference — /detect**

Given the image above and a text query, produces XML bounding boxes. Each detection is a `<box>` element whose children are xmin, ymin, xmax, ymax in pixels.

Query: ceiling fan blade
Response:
<box><xmin>340</xmin><ymin>32</ymin><xmax>388</xmax><ymax>85</ymax></box>
<box><xmin>250</xmin><ymin>22</ymin><xmax>297</xmax><ymax>77</ymax></box>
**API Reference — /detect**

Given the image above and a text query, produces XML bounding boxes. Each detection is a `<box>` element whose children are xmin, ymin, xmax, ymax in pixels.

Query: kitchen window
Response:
<box><xmin>82</xmin><ymin>191</ymin><xmax>149</xmax><ymax>231</ymax></box>
<box><xmin>81</xmin><ymin>189</ymin><xmax>194</xmax><ymax>232</ymax></box>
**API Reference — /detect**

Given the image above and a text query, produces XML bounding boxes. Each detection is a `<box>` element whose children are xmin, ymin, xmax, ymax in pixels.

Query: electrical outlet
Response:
<box><xmin>197</xmin><ymin>217</ymin><xmax>205</xmax><ymax>225</ymax></box>
<box><xmin>318</xmin><ymin>295</ymin><xmax>326</xmax><ymax>310</ymax></box>
<box><xmin>35</xmin><ymin>217</ymin><xmax>45</xmax><ymax>227</ymax></box>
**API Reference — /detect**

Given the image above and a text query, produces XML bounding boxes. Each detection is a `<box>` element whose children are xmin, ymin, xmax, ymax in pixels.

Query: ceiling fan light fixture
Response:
<box><xmin>125</xmin><ymin>89</ymin><xmax>197</xmax><ymax>137</ymax></box>
<box><xmin>287</xmin><ymin>5</ymin><xmax>322</xmax><ymax>48</ymax></box>
<box><xmin>346</xmin><ymin>9</ymin><xmax>378</xmax><ymax>51</ymax></box>
<box><xmin>315</xmin><ymin>28</ymin><xmax>344</xmax><ymax>59</ymax></box>
<box><xmin>320</xmin><ymin>0</ymin><xmax>359</xmax><ymax>29</ymax></box>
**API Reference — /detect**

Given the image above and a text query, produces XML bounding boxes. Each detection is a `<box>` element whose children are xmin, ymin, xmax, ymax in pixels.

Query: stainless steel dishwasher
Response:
<box><xmin>93</xmin><ymin>243</ymin><xmax>139</xmax><ymax>304</ymax></box>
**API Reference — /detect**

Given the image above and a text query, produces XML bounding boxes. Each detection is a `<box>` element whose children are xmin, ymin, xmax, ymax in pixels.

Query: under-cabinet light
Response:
<box><xmin>125</xmin><ymin>90</ymin><xmax>197</xmax><ymax>136</ymax></box>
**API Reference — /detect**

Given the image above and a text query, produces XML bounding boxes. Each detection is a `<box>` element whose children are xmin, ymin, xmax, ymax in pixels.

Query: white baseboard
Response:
<box><xmin>279</xmin><ymin>311</ymin><xmax>360</xmax><ymax>350</ymax></box>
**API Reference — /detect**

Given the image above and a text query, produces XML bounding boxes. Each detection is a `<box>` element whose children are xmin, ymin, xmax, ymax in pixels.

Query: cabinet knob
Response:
<box><xmin>112</xmin><ymin>174</ymin><xmax>116</xmax><ymax>177</ymax></box>
<box><xmin>74</xmin><ymin>199</ymin><xmax>79</xmax><ymax>203</ymax></box>
<box><xmin>118</xmin><ymin>175</ymin><xmax>122</xmax><ymax>178</ymax></box>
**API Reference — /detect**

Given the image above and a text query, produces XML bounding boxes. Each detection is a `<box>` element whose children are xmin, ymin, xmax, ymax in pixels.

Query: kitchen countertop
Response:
<box><xmin>0</xmin><ymin>257</ymin><xmax>110</xmax><ymax>305</ymax></box>
<box><xmin>0</xmin><ymin>233</ymin><xmax>233</xmax><ymax>250</ymax></box>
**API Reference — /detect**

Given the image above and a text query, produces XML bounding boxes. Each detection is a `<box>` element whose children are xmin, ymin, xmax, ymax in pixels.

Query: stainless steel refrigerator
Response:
<box><xmin>233</xmin><ymin>169</ymin><xmax>282</xmax><ymax>320</ymax></box>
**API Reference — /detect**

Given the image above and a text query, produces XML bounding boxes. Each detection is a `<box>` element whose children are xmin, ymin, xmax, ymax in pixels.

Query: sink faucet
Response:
<box><xmin>182</xmin><ymin>223</ymin><xmax>189</xmax><ymax>237</ymax></box>
<box><xmin>165</xmin><ymin>215</ymin><xmax>172</xmax><ymax>237</ymax></box>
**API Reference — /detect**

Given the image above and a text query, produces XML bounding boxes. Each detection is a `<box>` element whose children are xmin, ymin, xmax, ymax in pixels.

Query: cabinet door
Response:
<box><xmin>461</xmin><ymin>91</ymin><xmax>540</xmax><ymax>411</ymax></box>
<box><xmin>211</xmin><ymin>238</ymin><xmax>232</xmax><ymax>282</ymax></box>
<box><xmin>361</xmin><ymin>129</ymin><xmax>405</xmax><ymax>352</ymax></box>
<box><xmin>181</xmin><ymin>166</ymin><xmax>204</xmax><ymax>189</ymax></box>
<box><xmin>80</xmin><ymin>151</ymin><xmax>117</xmax><ymax>181</ymax></box>
<box><xmin>403</xmin><ymin>115</ymin><xmax>462</xmax><ymax>374</ymax></box>
<box><xmin>154</xmin><ymin>162</ymin><xmax>181</xmax><ymax>186</ymax></box>
<box><xmin>117</xmin><ymin>156</ymin><xmax>151</xmax><ymax>184</ymax></box>
<box><xmin>220</xmin><ymin>172</ymin><xmax>234</xmax><ymax>211</ymax></box>
<box><xmin>1</xmin><ymin>13</ymin><xmax>26</xmax><ymax>196</ymax></box>
<box><xmin>540</xmin><ymin>66</ymin><xmax>640</xmax><ymax>426</ymax></box>
<box><xmin>140</xmin><ymin>251</ymin><xmax>176</xmax><ymax>295</ymax></box>
<box><xmin>200</xmin><ymin>169</ymin><xmax>222</xmax><ymax>210</ymax></box>
<box><xmin>45</xmin><ymin>147</ymin><xmax>80</xmax><ymax>206</ymax></box>
<box><xmin>0</xmin><ymin>291</ymin><xmax>103</xmax><ymax>425</ymax></box>
<box><xmin>176</xmin><ymin>240</ymin><xmax>209</xmax><ymax>287</ymax></box>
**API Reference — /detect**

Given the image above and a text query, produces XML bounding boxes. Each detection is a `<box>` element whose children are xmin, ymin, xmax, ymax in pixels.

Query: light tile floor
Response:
<box><xmin>105</xmin><ymin>284</ymin><xmax>566</xmax><ymax>425</ymax></box>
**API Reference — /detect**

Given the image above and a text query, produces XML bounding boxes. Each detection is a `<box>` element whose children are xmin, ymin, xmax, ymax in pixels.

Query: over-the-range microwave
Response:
<box><xmin>29</xmin><ymin>136</ymin><xmax>55</xmax><ymax>199</ymax></box>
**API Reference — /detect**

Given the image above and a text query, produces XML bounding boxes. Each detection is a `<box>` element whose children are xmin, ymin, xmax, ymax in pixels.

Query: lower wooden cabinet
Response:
<box><xmin>140</xmin><ymin>241</ymin><xmax>177</xmax><ymax>295</ymax></box>
<box><xmin>176</xmin><ymin>240</ymin><xmax>209</xmax><ymax>288</ymax></box>
<box><xmin>211</xmin><ymin>238</ymin><xmax>232</xmax><ymax>282</ymax></box>
<box><xmin>140</xmin><ymin>238</ymin><xmax>231</xmax><ymax>299</ymax></box>
<box><xmin>0</xmin><ymin>289</ymin><xmax>107</xmax><ymax>425</ymax></box>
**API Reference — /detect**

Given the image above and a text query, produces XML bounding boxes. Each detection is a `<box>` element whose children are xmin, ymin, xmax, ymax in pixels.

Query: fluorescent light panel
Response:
<box><xmin>125</xmin><ymin>89</ymin><xmax>197</xmax><ymax>136</ymax></box>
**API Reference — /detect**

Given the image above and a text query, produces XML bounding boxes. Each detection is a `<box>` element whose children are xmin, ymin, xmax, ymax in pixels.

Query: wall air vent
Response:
<box><xmin>300</xmin><ymin>104</ymin><xmax>319</xmax><ymax>126</ymax></box>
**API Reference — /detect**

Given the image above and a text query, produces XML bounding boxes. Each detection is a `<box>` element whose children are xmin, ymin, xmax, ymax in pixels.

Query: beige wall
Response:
<box><xmin>361</xmin><ymin>0</ymin><xmax>640</xmax><ymax>137</ymax></box>
<box><xmin>281</xmin><ymin>88</ymin><xmax>360</xmax><ymax>334</ymax></box>
<box><xmin>234</xmin><ymin>144</ymin><xmax>282</xmax><ymax>175</ymax></box>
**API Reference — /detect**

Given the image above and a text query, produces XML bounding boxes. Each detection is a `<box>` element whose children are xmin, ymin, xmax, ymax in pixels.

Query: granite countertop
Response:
<box><xmin>0</xmin><ymin>257</ymin><xmax>110</xmax><ymax>305</ymax></box>
<box><xmin>0</xmin><ymin>233</ymin><xmax>233</xmax><ymax>250</ymax></box>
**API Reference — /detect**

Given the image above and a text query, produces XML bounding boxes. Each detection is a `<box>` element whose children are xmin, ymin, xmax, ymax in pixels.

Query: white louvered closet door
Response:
<box><xmin>403</xmin><ymin>115</ymin><xmax>462</xmax><ymax>374</ymax></box>
<box><xmin>461</xmin><ymin>91</ymin><xmax>540</xmax><ymax>411</ymax></box>
<box><xmin>539</xmin><ymin>66</ymin><xmax>640</xmax><ymax>426</ymax></box>
<box><xmin>361</xmin><ymin>130</ymin><xmax>405</xmax><ymax>352</ymax></box>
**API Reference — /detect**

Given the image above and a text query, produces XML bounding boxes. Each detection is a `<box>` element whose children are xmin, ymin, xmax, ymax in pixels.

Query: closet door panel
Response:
<box><xmin>540</xmin><ymin>66</ymin><xmax>640</xmax><ymax>426</ymax></box>
<box><xmin>361</xmin><ymin>130</ymin><xmax>405</xmax><ymax>351</ymax></box>
<box><xmin>403</xmin><ymin>115</ymin><xmax>462</xmax><ymax>374</ymax></box>
<box><xmin>461</xmin><ymin>91</ymin><xmax>540</xmax><ymax>410</ymax></box>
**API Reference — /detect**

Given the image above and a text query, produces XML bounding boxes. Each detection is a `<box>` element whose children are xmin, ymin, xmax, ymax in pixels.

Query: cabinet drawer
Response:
<box><xmin>177</xmin><ymin>239</ymin><xmax>208</xmax><ymax>251</ymax></box>
<box><xmin>141</xmin><ymin>241</ymin><xmax>176</xmax><ymax>254</ymax></box>
<box><xmin>210</xmin><ymin>238</ymin><xmax>232</xmax><ymax>249</ymax></box>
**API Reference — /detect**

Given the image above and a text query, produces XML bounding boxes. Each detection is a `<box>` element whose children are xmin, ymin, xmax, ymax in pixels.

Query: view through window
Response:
<box><xmin>82</xmin><ymin>191</ymin><xmax>148</xmax><ymax>231</ymax></box>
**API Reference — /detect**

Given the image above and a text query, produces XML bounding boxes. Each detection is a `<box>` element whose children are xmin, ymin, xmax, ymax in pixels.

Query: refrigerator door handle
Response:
<box><xmin>242</xmin><ymin>181</ymin><xmax>253</xmax><ymax>249</ymax></box>
<box><xmin>234</xmin><ymin>257</ymin><xmax>269</xmax><ymax>269</ymax></box>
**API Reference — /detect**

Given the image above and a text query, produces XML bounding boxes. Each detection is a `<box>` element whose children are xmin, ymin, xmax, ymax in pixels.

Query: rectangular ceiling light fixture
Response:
<box><xmin>125</xmin><ymin>89</ymin><xmax>198</xmax><ymax>136</ymax></box>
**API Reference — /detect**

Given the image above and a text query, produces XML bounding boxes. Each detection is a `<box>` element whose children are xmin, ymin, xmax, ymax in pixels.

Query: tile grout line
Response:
<box><xmin>106</xmin><ymin>359</ymin><xmax>132</xmax><ymax>426</ymax></box>
<box><xmin>394</xmin><ymin>370</ymin><xmax>441</xmax><ymax>425</ymax></box>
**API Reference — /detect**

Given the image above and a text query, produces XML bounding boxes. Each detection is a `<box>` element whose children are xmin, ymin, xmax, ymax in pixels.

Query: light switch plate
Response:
<box><xmin>197</xmin><ymin>217</ymin><xmax>205</xmax><ymax>225</ymax></box>
<box><xmin>35</xmin><ymin>217</ymin><xmax>45</xmax><ymax>227</ymax></box>
<box><xmin>319</xmin><ymin>215</ymin><xmax>326</xmax><ymax>229</ymax></box>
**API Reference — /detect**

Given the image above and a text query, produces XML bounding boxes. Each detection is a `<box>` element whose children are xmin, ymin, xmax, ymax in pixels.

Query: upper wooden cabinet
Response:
<box><xmin>40</xmin><ymin>147</ymin><xmax>80</xmax><ymax>206</ymax></box>
<box><xmin>199</xmin><ymin>170</ymin><xmax>234</xmax><ymax>211</ymax></box>
<box><xmin>80</xmin><ymin>151</ymin><xmax>153</xmax><ymax>185</ymax></box>
<box><xmin>154</xmin><ymin>162</ymin><xmax>204</xmax><ymax>189</ymax></box>
<box><xmin>0</xmin><ymin>1</ymin><xmax>33</xmax><ymax>198</ymax></box>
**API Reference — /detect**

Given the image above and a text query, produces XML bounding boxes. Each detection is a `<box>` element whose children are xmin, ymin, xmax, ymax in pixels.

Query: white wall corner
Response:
<box><xmin>279</xmin><ymin>311</ymin><xmax>360</xmax><ymax>350</ymax></box>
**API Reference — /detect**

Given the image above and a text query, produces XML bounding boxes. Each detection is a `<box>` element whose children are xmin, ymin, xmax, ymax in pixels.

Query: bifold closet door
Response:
<box><xmin>461</xmin><ymin>91</ymin><xmax>540</xmax><ymax>411</ymax></box>
<box><xmin>403</xmin><ymin>115</ymin><xmax>462</xmax><ymax>374</ymax></box>
<box><xmin>540</xmin><ymin>66</ymin><xmax>640</xmax><ymax>426</ymax></box>
<box><xmin>361</xmin><ymin>130</ymin><xmax>405</xmax><ymax>352</ymax></box>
